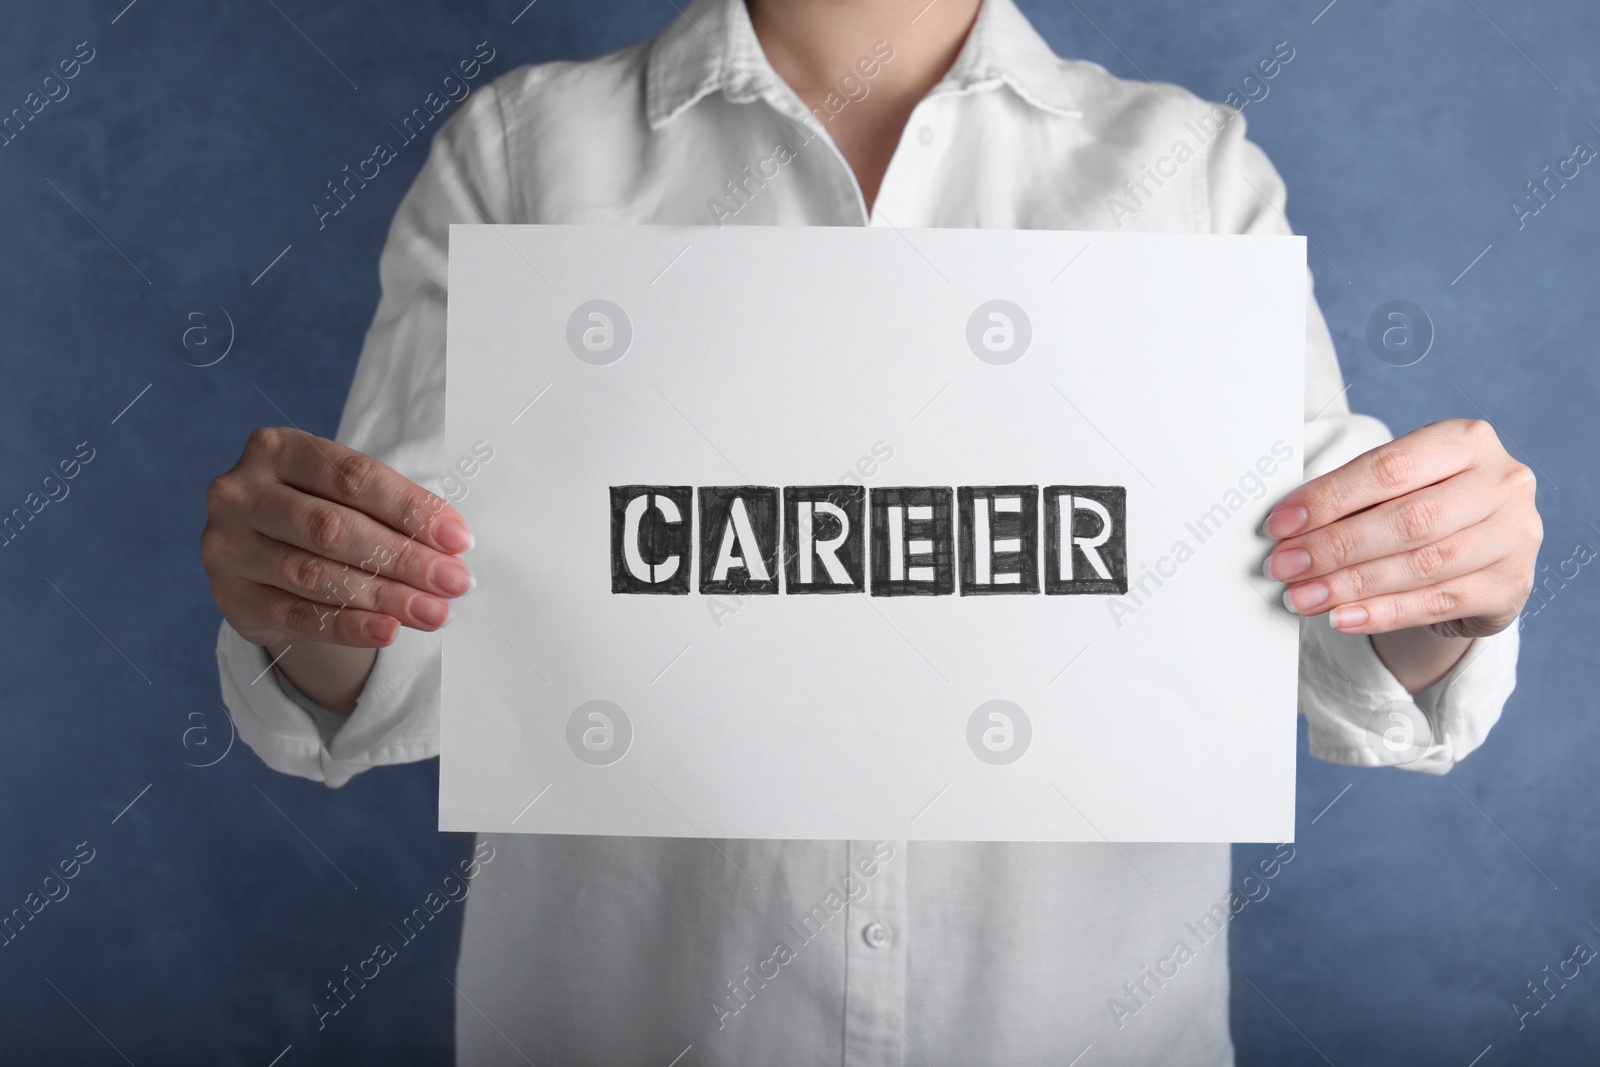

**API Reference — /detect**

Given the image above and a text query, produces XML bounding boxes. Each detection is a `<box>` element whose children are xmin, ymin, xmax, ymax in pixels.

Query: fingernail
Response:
<box><xmin>1286</xmin><ymin>581</ymin><xmax>1329</xmax><ymax>613</ymax></box>
<box><xmin>1329</xmin><ymin>605</ymin><xmax>1368</xmax><ymax>631</ymax></box>
<box><xmin>433</xmin><ymin>558</ymin><xmax>474</xmax><ymax>598</ymax></box>
<box><xmin>363</xmin><ymin>616</ymin><xmax>398</xmax><ymax>644</ymax></box>
<box><xmin>435</xmin><ymin>519</ymin><xmax>475</xmax><ymax>554</ymax></box>
<box><xmin>1264</xmin><ymin>549</ymin><xmax>1311</xmax><ymax>581</ymax></box>
<box><xmin>1265</xmin><ymin>506</ymin><xmax>1309</xmax><ymax>539</ymax></box>
<box><xmin>412</xmin><ymin>594</ymin><xmax>450</xmax><ymax>628</ymax></box>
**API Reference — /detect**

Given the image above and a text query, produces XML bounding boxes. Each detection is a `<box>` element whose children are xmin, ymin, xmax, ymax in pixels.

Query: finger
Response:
<box><xmin>1265</xmin><ymin>475</ymin><xmax>1494</xmax><ymax>584</ymax></box>
<box><xmin>233</xmin><ymin>579</ymin><xmax>401</xmax><ymax>648</ymax></box>
<box><xmin>1323</xmin><ymin>571</ymin><xmax>1516</xmax><ymax>635</ymax></box>
<box><xmin>1280</xmin><ymin>517</ymin><xmax>1504</xmax><ymax>616</ymax></box>
<box><xmin>258</xmin><ymin>428</ymin><xmax>473</xmax><ymax>553</ymax></box>
<box><xmin>230</xmin><ymin>531</ymin><xmax>454</xmax><ymax>631</ymax></box>
<box><xmin>250</xmin><ymin>482</ymin><xmax>473</xmax><ymax>598</ymax></box>
<box><xmin>1264</xmin><ymin>420</ymin><xmax>1493</xmax><ymax>539</ymax></box>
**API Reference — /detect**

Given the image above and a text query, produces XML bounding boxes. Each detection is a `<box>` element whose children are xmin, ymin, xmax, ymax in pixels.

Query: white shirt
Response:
<box><xmin>216</xmin><ymin>0</ymin><xmax>1520</xmax><ymax>1062</ymax></box>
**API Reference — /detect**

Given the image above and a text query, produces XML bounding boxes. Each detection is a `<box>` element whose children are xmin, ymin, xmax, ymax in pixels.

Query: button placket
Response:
<box><xmin>867</xmin><ymin>100</ymin><xmax>936</xmax><ymax>228</ymax></box>
<box><xmin>843</xmin><ymin>840</ymin><xmax>908</xmax><ymax>1067</ymax></box>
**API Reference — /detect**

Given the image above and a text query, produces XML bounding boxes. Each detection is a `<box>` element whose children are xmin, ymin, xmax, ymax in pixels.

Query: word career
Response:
<box><xmin>609</xmin><ymin>485</ymin><xmax>1128</xmax><ymax>597</ymax></box>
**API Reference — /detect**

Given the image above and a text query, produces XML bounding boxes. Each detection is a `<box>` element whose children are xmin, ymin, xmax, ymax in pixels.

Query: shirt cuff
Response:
<box><xmin>1297</xmin><ymin>616</ymin><xmax>1518</xmax><ymax>775</ymax></box>
<box><xmin>215</xmin><ymin>620</ymin><xmax>441</xmax><ymax>788</ymax></box>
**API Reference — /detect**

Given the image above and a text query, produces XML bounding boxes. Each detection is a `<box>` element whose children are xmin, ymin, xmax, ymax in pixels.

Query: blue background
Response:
<box><xmin>1</xmin><ymin>0</ymin><xmax>1595</xmax><ymax>1063</ymax></box>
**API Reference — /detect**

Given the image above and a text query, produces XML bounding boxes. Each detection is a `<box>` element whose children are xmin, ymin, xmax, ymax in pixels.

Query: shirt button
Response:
<box><xmin>917</xmin><ymin>125</ymin><xmax>934</xmax><ymax>146</ymax></box>
<box><xmin>862</xmin><ymin>921</ymin><xmax>891</xmax><ymax>948</ymax></box>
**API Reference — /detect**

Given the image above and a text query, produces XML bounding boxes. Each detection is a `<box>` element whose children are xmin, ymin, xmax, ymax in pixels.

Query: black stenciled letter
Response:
<box><xmin>958</xmin><ymin>486</ymin><xmax>1040</xmax><ymax>595</ymax></box>
<box><xmin>698</xmin><ymin>487</ymin><xmax>780</xmax><ymax>595</ymax></box>
<box><xmin>1043</xmin><ymin>485</ymin><xmax>1127</xmax><ymax>595</ymax></box>
<box><xmin>783</xmin><ymin>485</ymin><xmax>865</xmax><ymax>594</ymax></box>
<box><xmin>610</xmin><ymin>486</ymin><xmax>693</xmax><ymax>594</ymax></box>
<box><xmin>870</xmin><ymin>487</ymin><xmax>955</xmax><ymax>596</ymax></box>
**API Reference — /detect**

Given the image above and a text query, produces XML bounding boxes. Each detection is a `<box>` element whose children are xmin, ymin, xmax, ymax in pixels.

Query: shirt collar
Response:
<box><xmin>645</xmin><ymin>0</ymin><xmax>1082</xmax><ymax>130</ymax></box>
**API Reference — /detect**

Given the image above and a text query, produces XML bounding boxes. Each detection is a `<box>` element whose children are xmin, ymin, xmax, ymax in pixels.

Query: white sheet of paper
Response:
<box><xmin>442</xmin><ymin>224</ymin><xmax>1305</xmax><ymax>842</ymax></box>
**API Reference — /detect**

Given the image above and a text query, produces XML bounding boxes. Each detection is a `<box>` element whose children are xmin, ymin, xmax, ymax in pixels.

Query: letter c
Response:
<box><xmin>623</xmin><ymin>493</ymin><xmax>681</xmax><ymax>583</ymax></box>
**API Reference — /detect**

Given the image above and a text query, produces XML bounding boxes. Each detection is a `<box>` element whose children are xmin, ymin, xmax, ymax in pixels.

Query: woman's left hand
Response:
<box><xmin>1263</xmin><ymin>418</ymin><xmax>1542</xmax><ymax>638</ymax></box>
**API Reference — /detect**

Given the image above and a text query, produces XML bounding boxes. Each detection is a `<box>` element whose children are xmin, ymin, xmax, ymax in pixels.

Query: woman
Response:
<box><xmin>202</xmin><ymin>0</ymin><xmax>1540</xmax><ymax>1062</ymax></box>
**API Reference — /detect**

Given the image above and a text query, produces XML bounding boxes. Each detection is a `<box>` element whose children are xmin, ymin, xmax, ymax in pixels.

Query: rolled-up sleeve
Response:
<box><xmin>214</xmin><ymin>79</ymin><xmax>513</xmax><ymax>787</ymax></box>
<box><xmin>1205</xmin><ymin>106</ymin><xmax>1519</xmax><ymax>773</ymax></box>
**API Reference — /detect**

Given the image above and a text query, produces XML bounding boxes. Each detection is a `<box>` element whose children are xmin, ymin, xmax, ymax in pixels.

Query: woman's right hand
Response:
<box><xmin>202</xmin><ymin>427</ymin><xmax>474</xmax><ymax>649</ymax></box>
